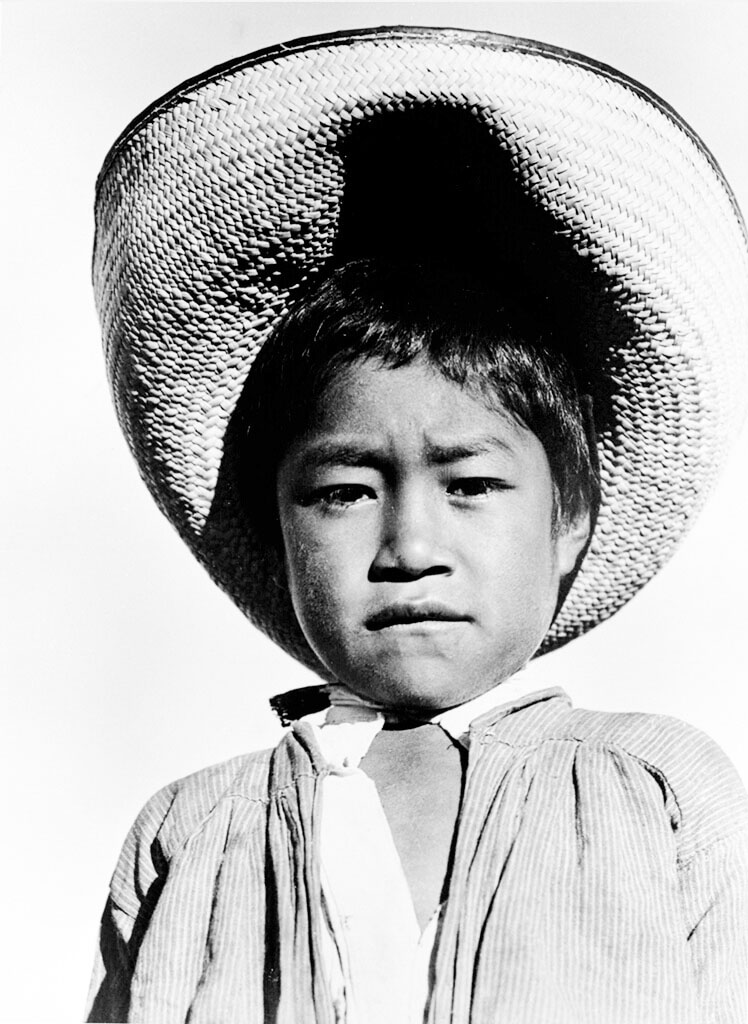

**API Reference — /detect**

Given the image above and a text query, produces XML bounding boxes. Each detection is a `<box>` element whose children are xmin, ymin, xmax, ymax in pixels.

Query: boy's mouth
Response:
<box><xmin>365</xmin><ymin>602</ymin><xmax>471</xmax><ymax>631</ymax></box>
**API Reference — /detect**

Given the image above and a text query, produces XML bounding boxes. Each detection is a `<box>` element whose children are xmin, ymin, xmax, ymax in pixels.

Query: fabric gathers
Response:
<box><xmin>87</xmin><ymin>688</ymin><xmax>748</xmax><ymax>1023</ymax></box>
<box><xmin>306</xmin><ymin>677</ymin><xmax>544</xmax><ymax>1023</ymax></box>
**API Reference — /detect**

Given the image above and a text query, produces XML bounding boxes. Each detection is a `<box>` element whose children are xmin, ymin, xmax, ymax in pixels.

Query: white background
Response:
<box><xmin>2</xmin><ymin>3</ymin><xmax>747</xmax><ymax>1021</ymax></box>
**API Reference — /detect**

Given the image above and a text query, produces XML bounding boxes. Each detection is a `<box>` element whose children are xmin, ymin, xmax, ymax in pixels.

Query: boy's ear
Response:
<box><xmin>556</xmin><ymin>508</ymin><xmax>593</xmax><ymax>580</ymax></box>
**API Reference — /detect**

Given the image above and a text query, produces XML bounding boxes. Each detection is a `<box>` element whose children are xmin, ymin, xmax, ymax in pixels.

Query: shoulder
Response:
<box><xmin>109</xmin><ymin>747</ymin><xmax>275</xmax><ymax>917</ymax></box>
<box><xmin>560</xmin><ymin>706</ymin><xmax>748</xmax><ymax>863</ymax></box>
<box><xmin>137</xmin><ymin>747</ymin><xmax>275</xmax><ymax>851</ymax></box>
<box><xmin>561</xmin><ymin>705</ymin><xmax>739</xmax><ymax>788</ymax></box>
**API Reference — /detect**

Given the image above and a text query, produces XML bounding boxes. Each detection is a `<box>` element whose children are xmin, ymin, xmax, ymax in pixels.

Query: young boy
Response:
<box><xmin>87</xmin><ymin>27</ymin><xmax>748</xmax><ymax>1024</ymax></box>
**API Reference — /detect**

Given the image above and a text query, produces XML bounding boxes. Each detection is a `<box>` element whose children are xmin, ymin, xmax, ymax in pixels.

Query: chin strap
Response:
<box><xmin>269</xmin><ymin>684</ymin><xmax>330</xmax><ymax>726</ymax></box>
<box><xmin>269</xmin><ymin>682</ymin><xmax>437</xmax><ymax>727</ymax></box>
<box><xmin>269</xmin><ymin>682</ymin><xmax>384</xmax><ymax>726</ymax></box>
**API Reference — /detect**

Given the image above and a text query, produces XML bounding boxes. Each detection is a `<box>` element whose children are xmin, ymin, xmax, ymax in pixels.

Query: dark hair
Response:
<box><xmin>236</xmin><ymin>259</ymin><xmax>599</xmax><ymax>544</ymax></box>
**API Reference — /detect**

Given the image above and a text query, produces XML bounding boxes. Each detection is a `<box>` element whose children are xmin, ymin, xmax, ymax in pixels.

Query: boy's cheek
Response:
<box><xmin>278</xmin><ymin>507</ymin><xmax>323</xmax><ymax>573</ymax></box>
<box><xmin>279</xmin><ymin>521</ymin><xmax>356</xmax><ymax>632</ymax></box>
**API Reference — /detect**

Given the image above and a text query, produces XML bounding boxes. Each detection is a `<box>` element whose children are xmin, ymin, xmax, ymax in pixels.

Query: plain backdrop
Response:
<box><xmin>2</xmin><ymin>3</ymin><xmax>747</xmax><ymax>1021</ymax></box>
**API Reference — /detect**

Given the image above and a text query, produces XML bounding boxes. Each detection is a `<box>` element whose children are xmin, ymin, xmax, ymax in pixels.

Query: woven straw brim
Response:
<box><xmin>94</xmin><ymin>27</ymin><xmax>748</xmax><ymax>677</ymax></box>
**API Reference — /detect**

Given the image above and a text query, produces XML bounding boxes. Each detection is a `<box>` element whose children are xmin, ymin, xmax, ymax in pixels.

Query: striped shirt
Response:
<box><xmin>306</xmin><ymin>675</ymin><xmax>550</xmax><ymax>1023</ymax></box>
<box><xmin>87</xmin><ymin>688</ymin><xmax>748</xmax><ymax>1023</ymax></box>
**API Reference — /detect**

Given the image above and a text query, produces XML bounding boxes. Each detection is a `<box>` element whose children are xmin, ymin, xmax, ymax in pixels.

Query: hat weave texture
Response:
<box><xmin>94</xmin><ymin>27</ymin><xmax>748</xmax><ymax>675</ymax></box>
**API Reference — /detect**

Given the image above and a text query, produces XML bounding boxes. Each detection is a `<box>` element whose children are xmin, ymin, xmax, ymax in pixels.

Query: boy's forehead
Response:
<box><xmin>296</xmin><ymin>430</ymin><xmax>525</xmax><ymax>469</ymax></box>
<box><xmin>293</xmin><ymin>358</ymin><xmax>536</xmax><ymax>462</ymax></box>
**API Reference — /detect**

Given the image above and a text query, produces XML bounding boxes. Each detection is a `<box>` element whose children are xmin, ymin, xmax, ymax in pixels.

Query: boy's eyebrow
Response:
<box><xmin>299</xmin><ymin>435</ymin><xmax>518</xmax><ymax>468</ymax></box>
<box><xmin>301</xmin><ymin>441</ymin><xmax>388</xmax><ymax>469</ymax></box>
<box><xmin>424</xmin><ymin>436</ymin><xmax>518</xmax><ymax>464</ymax></box>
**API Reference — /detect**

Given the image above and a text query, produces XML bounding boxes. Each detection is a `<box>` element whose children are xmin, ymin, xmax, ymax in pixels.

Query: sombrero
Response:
<box><xmin>93</xmin><ymin>26</ymin><xmax>748</xmax><ymax>679</ymax></box>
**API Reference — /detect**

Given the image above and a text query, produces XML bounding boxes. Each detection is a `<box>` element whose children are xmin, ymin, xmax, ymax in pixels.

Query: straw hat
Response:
<box><xmin>94</xmin><ymin>26</ymin><xmax>748</xmax><ymax>678</ymax></box>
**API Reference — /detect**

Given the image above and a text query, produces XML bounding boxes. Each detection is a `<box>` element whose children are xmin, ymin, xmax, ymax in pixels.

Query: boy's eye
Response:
<box><xmin>447</xmin><ymin>477</ymin><xmax>511</xmax><ymax>498</ymax></box>
<box><xmin>308</xmin><ymin>484</ymin><xmax>375</xmax><ymax>508</ymax></box>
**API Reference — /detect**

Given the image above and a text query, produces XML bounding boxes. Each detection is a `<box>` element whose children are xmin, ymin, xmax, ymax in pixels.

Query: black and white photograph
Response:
<box><xmin>3</xmin><ymin>3</ymin><xmax>748</xmax><ymax>1022</ymax></box>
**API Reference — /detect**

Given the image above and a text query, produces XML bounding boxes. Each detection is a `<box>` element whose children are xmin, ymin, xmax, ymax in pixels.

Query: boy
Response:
<box><xmin>87</xmin><ymin>27</ymin><xmax>748</xmax><ymax>1024</ymax></box>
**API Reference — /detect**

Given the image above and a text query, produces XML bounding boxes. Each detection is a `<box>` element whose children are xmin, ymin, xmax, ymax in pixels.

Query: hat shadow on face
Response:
<box><xmin>201</xmin><ymin>104</ymin><xmax>634</xmax><ymax>675</ymax></box>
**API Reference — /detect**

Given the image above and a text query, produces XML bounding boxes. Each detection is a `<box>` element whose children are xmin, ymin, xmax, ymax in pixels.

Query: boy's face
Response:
<box><xmin>277</xmin><ymin>356</ymin><xmax>589</xmax><ymax>712</ymax></box>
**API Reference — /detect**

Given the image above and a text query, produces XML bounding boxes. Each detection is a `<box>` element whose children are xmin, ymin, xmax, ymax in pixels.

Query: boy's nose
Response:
<box><xmin>369</xmin><ymin>490</ymin><xmax>452</xmax><ymax>582</ymax></box>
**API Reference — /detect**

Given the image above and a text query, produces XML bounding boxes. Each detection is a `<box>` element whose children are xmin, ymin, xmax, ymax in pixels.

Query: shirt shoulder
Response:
<box><xmin>144</xmin><ymin>746</ymin><xmax>274</xmax><ymax>844</ymax></box>
<box><xmin>109</xmin><ymin>747</ymin><xmax>274</xmax><ymax>917</ymax></box>
<box><xmin>559</xmin><ymin>706</ymin><xmax>748</xmax><ymax>864</ymax></box>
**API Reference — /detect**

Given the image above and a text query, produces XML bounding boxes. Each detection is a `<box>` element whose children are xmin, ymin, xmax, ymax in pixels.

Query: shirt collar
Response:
<box><xmin>305</xmin><ymin>669</ymin><xmax>560</xmax><ymax>771</ymax></box>
<box><xmin>430</xmin><ymin>671</ymin><xmax>557</xmax><ymax>748</ymax></box>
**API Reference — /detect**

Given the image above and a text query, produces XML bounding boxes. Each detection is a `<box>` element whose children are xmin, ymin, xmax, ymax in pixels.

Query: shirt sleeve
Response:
<box><xmin>86</xmin><ymin>895</ymin><xmax>139</xmax><ymax>1023</ymax></box>
<box><xmin>680</xmin><ymin>829</ymin><xmax>748</xmax><ymax>1024</ymax></box>
<box><xmin>664</xmin><ymin>722</ymin><xmax>748</xmax><ymax>1024</ymax></box>
<box><xmin>85</xmin><ymin>782</ymin><xmax>178</xmax><ymax>1022</ymax></box>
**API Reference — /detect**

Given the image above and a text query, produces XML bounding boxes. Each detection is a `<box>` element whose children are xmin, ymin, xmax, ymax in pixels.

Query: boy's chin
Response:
<box><xmin>321</xmin><ymin>639</ymin><xmax>542</xmax><ymax>713</ymax></box>
<box><xmin>341</xmin><ymin>666</ymin><xmax>511</xmax><ymax>714</ymax></box>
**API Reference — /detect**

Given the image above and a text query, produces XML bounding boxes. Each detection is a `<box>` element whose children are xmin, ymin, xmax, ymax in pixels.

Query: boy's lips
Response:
<box><xmin>365</xmin><ymin>602</ymin><xmax>472</xmax><ymax>631</ymax></box>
